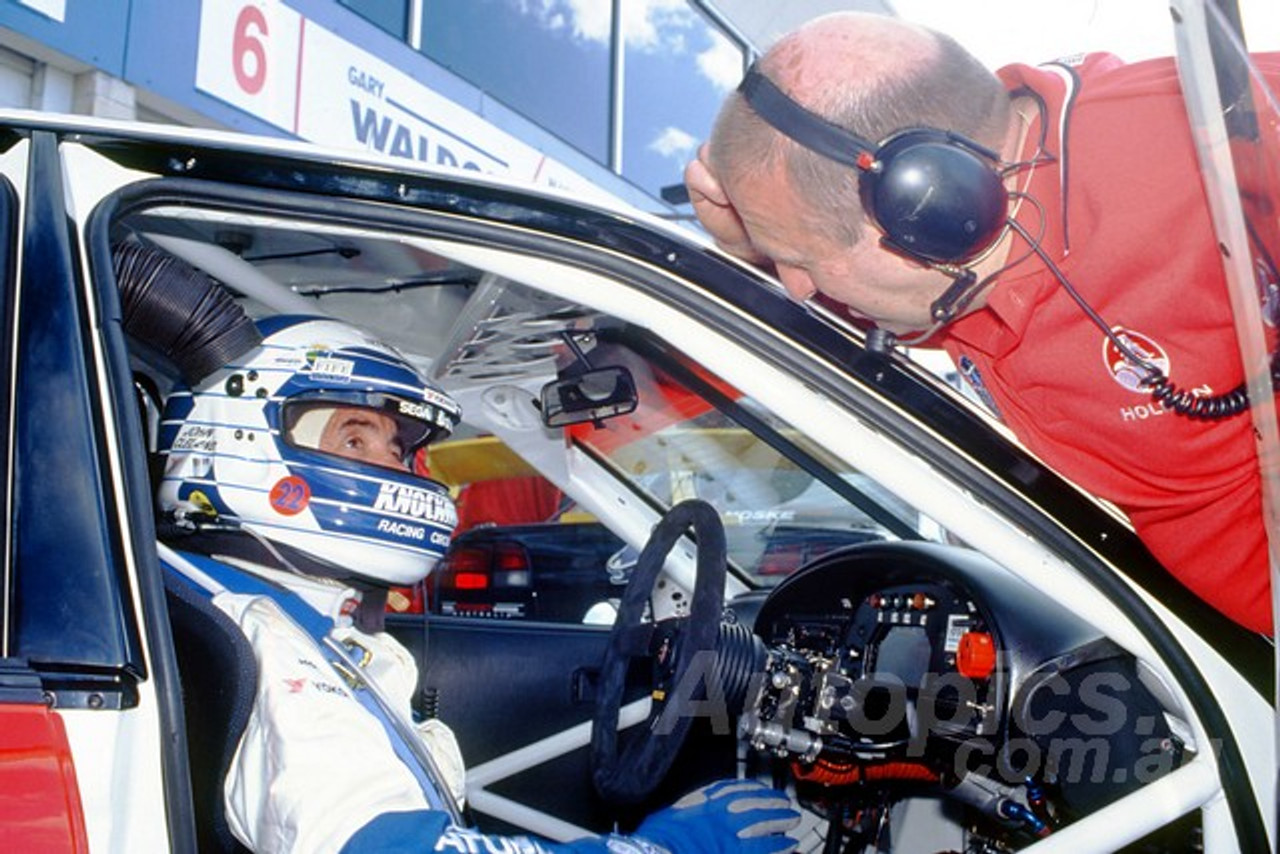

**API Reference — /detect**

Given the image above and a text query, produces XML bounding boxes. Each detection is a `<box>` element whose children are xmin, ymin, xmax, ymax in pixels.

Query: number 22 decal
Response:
<box><xmin>270</xmin><ymin>476</ymin><xmax>311</xmax><ymax>515</ymax></box>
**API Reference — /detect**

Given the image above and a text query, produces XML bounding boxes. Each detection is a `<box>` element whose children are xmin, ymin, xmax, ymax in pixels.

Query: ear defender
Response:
<box><xmin>737</xmin><ymin>65</ymin><xmax>1008</xmax><ymax>266</ymax></box>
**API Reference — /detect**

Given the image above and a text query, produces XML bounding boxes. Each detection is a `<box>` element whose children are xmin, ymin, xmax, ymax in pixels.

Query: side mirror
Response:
<box><xmin>539</xmin><ymin>365</ymin><xmax>639</xmax><ymax>427</ymax></box>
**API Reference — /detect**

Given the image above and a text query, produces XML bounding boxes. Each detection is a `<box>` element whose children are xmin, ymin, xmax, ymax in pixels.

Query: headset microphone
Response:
<box><xmin>929</xmin><ymin>269</ymin><xmax>980</xmax><ymax>323</ymax></box>
<box><xmin>866</xmin><ymin>267</ymin><xmax>987</xmax><ymax>355</ymax></box>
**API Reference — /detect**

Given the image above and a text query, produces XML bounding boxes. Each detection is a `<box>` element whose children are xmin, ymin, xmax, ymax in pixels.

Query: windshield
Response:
<box><xmin>565</xmin><ymin>338</ymin><xmax>950</xmax><ymax>586</ymax></box>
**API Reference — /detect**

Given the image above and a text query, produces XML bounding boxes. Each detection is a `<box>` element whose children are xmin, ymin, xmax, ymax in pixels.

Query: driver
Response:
<box><xmin>153</xmin><ymin>310</ymin><xmax>801</xmax><ymax>854</ymax></box>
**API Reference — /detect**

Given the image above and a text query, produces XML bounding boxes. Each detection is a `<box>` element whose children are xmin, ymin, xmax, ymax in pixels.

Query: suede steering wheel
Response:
<box><xmin>590</xmin><ymin>499</ymin><xmax>727</xmax><ymax>804</ymax></box>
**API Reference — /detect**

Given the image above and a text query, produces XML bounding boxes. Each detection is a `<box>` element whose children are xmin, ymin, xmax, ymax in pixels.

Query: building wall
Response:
<box><xmin>0</xmin><ymin>0</ymin><xmax>737</xmax><ymax>214</ymax></box>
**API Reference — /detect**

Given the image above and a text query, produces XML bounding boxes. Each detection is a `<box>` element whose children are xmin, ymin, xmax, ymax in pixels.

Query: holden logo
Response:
<box><xmin>1102</xmin><ymin>326</ymin><xmax>1169</xmax><ymax>393</ymax></box>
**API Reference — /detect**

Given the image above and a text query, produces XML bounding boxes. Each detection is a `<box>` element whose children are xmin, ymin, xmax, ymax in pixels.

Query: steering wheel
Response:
<box><xmin>590</xmin><ymin>499</ymin><xmax>727</xmax><ymax>804</ymax></box>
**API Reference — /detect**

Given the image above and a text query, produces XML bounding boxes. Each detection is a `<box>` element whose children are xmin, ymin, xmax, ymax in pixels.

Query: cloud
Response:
<box><xmin>619</xmin><ymin>0</ymin><xmax>695</xmax><ymax>52</ymax></box>
<box><xmin>525</xmin><ymin>0</ymin><xmax>696</xmax><ymax>51</ymax></box>
<box><xmin>649</xmin><ymin>126</ymin><xmax>697</xmax><ymax>159</ymax></box>
<box><xmin>514</xmin><ymin>0</ymin><xmax>741</xmax><ymax>89</ymax></box>
<box><xmin>697</xmin><ymin>30</ymin><xmax>743</xmax><ymax>92</ymax></box>
<box><xmin>558</xmin><ymin>0</ymin><xmax>611</xmax><ymax>42</ymax></box>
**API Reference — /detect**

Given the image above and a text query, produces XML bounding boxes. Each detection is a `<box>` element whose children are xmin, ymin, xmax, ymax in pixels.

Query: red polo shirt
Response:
<box><xmin>941</xmin><ymin>52</ymin><xmax>1280</xmax><ymax>633</ymax></box>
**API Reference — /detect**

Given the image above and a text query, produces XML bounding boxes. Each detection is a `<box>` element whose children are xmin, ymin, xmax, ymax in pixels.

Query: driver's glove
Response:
<box><xmin>618</xmin><ymin>778</ymin><xmax>801</xmax><ymax>854</ymax></box>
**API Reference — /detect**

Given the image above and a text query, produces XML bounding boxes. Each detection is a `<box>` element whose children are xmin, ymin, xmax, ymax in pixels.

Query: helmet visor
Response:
<box><xmin>282</xmin><ymin>391</ymin><xmax>457</xmax><ymax>471</ymax></box>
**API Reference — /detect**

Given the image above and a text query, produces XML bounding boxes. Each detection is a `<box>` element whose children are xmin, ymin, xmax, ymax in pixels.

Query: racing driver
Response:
<box><xmin>150</xmin><ymin>302</ymin><xmax>800</xmax><ymax>853</ymax></box>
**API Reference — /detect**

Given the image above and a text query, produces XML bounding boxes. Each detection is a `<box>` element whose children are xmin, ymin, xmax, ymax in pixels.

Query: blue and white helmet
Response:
<box><xmin>157</xmin><ymin>316</ymin><xmax>462</xmax><ymax>586</ymax></box>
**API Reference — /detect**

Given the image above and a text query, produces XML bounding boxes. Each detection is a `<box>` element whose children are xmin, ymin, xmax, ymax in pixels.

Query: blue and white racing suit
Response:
<box><xmin>160</xmin><ymin>545</ymin><xmax>799</xmax><ymax>854</ymax></box>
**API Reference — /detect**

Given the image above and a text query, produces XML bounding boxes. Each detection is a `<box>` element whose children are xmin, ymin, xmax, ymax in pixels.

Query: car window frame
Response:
<box><xmin>8</xmin><ymin>131</ymin><xmax>145</xmax><ymax>693</ymax></box>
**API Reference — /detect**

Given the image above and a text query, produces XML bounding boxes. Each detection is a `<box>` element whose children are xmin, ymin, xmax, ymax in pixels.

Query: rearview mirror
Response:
<box><xmin>539</xmin><ymin>365</ymin><xmax>639</xmax><ymax>427</ymax></box>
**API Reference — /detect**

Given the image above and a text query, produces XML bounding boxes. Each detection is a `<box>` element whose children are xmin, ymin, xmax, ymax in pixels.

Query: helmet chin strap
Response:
<box><xmin>164</xmin><ymin>520</ymin><xmax>395</xmax><ymax>632</ymax></box>
<box><xmin>233</xmin><ymin>525</ymin><xmax>394</xmax><ymax>632</ymax></box>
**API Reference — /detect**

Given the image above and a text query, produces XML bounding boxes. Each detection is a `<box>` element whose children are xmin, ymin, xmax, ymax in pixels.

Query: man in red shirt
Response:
<box><xmin>685</xmin><ymin>12</ymin><xmax>1279</xmax><ymax>633</ymax></box>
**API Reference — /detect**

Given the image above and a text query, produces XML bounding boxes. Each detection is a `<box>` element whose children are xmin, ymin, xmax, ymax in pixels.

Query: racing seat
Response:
<box><xmin>164</xmin><ymin>571</ymin><xmax>257</xmax><ymax>854</ymax></box>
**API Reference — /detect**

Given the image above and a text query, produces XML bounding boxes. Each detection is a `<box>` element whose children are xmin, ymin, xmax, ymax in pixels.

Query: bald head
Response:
<box><xmin>707</xmin><ymin>12</ymin><xmax>1010</xmax><ymax>245</ymax></box>
<box><xmin>767</xmin><ymin>12</ymin><xmax>942</xmax><ymax>102</ymax></box>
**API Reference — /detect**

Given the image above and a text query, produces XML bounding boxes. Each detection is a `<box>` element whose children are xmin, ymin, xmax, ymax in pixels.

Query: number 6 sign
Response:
<box><xmin>195</xmin><ymin>0</ymin><xmax>303</xmax><ymax>134</ymax></box>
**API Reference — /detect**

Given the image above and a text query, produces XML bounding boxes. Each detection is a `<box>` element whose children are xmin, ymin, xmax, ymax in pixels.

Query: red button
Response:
<box><xmin>956</xmin><ymin>631</ymin><xmax>996</xmax><ymax>679</ymax></box>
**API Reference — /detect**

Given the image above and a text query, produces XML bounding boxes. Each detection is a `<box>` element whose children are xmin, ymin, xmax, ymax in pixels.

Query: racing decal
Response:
<box><xmin>186</xmin><ymin>489</ymin><xmax>219</xmax><ymax>515</ymax></box>
<box><xmin>723</xmin><ymin>509</ymin><xmax>796</xmax><ymax>525</ymax></box>
<box><xmin>432</xmin><ymin>826</ymin><xmax>560</xmax><ymax>853</ymax></box>
<box><xmin>397</xmin><ymin>399</ymin><xmax>436</xmax><ymax>424</ymax></box>
<box><xmin>375</xmin><ymin>518</ymin><xmax>430</xmax><ymax>542</ymax></box>
<box><xmin>171</xmin><ymin>423</ymin><xmax>217</xmax><ymax>452</ymax></box>
<box><xmin>1101</xmin><ymin>326</ymin><xmax>1169</xmax><ymax>393</ymax></box>
<box><xmin>269</xmin><ymin>352</ymin><xmax>309</xmax><ymax>371</ymax></box>
<box><xmin>280</xmin><ymin>674</ymin><xmax>350</xmax><ymax>698</ymax></box>
<box><xmin>269</xmin><ymin>476</ymin><xmax>312</xmax><ymax>515</ymax></box>
<box><xmin>306</xmin><ymin>351</ymin><xmax>355</xmax><ymax>382</ymax></box>
<box><xmin>282</xmin><ymin>656</ymin><xmax>351</xmax><ymax>698</ymax></box>
<box><xmin>420</xmin><ymin>387</ymin><xmax>460</xmax><ymax>414</ymax></box>
<box><xmin>372</xmin><ymin>483</ymin><xmax>458</xmax><ymax>527</ymax></box>
<box><xmin>400</xmin><ymin>395</ymin><xmax>460</xmax><ymax>429</ymax></box>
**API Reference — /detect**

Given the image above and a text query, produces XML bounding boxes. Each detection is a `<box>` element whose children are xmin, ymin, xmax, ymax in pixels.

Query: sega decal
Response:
<box><xmin>270</xmin><ymin>476</ymin><xmax>311</xmax><ymax>515</ymax></box>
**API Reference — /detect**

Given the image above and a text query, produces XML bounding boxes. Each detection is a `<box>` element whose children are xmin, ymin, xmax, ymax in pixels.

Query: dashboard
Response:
<box><xmin>737</xmin><ymin>541</ymin><xmax>1190</xmax><ymax>846</ymax></box>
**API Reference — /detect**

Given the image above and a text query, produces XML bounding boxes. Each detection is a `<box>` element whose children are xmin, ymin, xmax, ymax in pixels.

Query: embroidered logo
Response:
<box><xmin>1101</xmin><ymin>326</ymin><xmax>1169</xmax><ymax>393</ymax></box>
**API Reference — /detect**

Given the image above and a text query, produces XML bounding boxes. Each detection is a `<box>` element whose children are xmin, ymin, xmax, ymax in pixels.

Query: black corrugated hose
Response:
<box><xmin>112</xmin><ymin>241</ymin><xmax>262</xmax><ymax>385</ymax></box>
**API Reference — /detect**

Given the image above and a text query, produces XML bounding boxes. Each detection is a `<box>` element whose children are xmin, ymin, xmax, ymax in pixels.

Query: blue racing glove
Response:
<box><xmin>625</xmin><ymin>778</ymin><xmax>801</xmax><ymax>854</ymax></box>
<box><xmin>341</xmin><ymin>779</ymin><xmax>799</xmax><ymax>854</ymax></box>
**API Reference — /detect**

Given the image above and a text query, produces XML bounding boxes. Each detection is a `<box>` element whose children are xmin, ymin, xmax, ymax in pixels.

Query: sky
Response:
<box><xmin>890</xmin><ymin>0</ymin><xmax>1280</xmax><ymax>68</ymax></box>
<box><xmin>484</xmin><ymin>0</ymin><xmax>1280</xmax><ymax>198</ymax></box>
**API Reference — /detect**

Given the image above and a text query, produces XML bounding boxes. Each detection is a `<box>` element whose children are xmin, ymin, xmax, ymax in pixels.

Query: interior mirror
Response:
<box><xmin>539</xmin><ymin>365</ymin><xmax>639</xmax><ymax>427</ymax></box>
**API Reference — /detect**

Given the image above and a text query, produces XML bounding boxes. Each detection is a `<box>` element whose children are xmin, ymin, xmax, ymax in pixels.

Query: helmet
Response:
<box><xmin>157</xmin><ymin>315</ymin><xmax>462</xmax><ymax>586</ymax></box>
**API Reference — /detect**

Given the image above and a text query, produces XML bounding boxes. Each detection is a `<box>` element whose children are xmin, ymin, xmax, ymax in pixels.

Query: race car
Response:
<box><xmin>0</xmin><ymin>2</ymin><xmax>1274</xmax><ymax>851</ymax></box>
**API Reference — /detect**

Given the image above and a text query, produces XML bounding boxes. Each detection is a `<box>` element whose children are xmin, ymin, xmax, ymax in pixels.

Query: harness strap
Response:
<box><xmin>161</xmin><ymin>544</ymin><xmax>461</xmax><ymax>821</ymax></box>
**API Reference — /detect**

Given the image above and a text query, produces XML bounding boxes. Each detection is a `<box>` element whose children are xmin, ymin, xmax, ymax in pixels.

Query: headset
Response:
<box><xmin>737</xmin><ymin>64</ymin><xmax>1009</xmax><ymax>268</ymax></box>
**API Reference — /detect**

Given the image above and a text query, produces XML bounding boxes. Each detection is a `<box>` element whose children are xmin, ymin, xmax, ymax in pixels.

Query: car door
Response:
<box><xmin>0</xmin><ymin>126</ymin><xmax>93</xmax><ymax>854</ymax></box>
<box><xmin>0</xmin><ymin>128</ymin><xmax>193</xmax><ymax>850</ymax></box>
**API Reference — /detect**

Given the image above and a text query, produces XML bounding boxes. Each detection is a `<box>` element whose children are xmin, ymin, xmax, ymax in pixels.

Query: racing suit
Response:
<box><xmin>161</xmin><ymin>545</ymin><xmax>798</xmax><ymax>854</ymax></box>
<box><xmin>939</xmin><ymin>51</ymin><xmax>1280</xmax><ymax>634</ymax></box>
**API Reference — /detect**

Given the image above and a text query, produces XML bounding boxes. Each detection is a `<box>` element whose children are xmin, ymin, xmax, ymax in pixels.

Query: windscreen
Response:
<box><xmin>567</xmin><ymin>338</ymin><xmax>953</xmax><ymax>586</ymax></box>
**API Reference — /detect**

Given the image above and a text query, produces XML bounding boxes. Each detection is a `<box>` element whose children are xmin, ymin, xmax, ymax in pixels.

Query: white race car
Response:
<box><xmin>0</xmin><ymin>2</ymin><xmax>1273</xmax><ymax>851</ymax></box>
